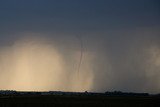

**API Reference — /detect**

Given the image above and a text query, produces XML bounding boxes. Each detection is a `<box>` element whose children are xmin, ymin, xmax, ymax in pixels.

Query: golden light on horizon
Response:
<box><xmin>0</xmin><ymin>36</ymin><xmax>94</xmax><ymax>92</ymax></box>
<box><xmin>0</xmin><ymin>34</ymin><xmax>160</xmax><ymax>93</ymax></box>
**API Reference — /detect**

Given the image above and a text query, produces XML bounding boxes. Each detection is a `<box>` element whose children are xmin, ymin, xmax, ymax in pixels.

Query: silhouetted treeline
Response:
<box><xmin>105</xmin><ymin>91</ymin><xmax>149</xmax><ymax>96</ymax></box>
<box><xmin>0</xmin><ymin>90</ymin><xmax>155</xmax><ymax>97</ymax></box>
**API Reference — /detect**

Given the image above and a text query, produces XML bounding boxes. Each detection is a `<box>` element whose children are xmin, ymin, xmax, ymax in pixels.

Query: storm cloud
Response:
<box><xmin>0</xmin><ymin>0</ymin><xmax>160</xmax><ymax>93</ymax></box>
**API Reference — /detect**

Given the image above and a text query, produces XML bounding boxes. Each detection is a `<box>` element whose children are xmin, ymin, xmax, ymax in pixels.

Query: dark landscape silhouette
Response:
<box><xmin>0</xmin><ymin>90</ymin><xmax>160</xmax><ymax>107</ymax></box>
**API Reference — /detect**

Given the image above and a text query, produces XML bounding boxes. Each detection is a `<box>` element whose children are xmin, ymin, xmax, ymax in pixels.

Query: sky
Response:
<box><xmin>0</xmin><ymin>0</ymin><xmax>160</xmax><ymax>93</ymax></box>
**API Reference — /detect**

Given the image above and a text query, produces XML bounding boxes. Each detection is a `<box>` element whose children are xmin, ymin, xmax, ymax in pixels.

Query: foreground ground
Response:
<box><xmin>0</xmin><ymin>94</ymin><xmax>159</xmax><ymax>107</ymax></box>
